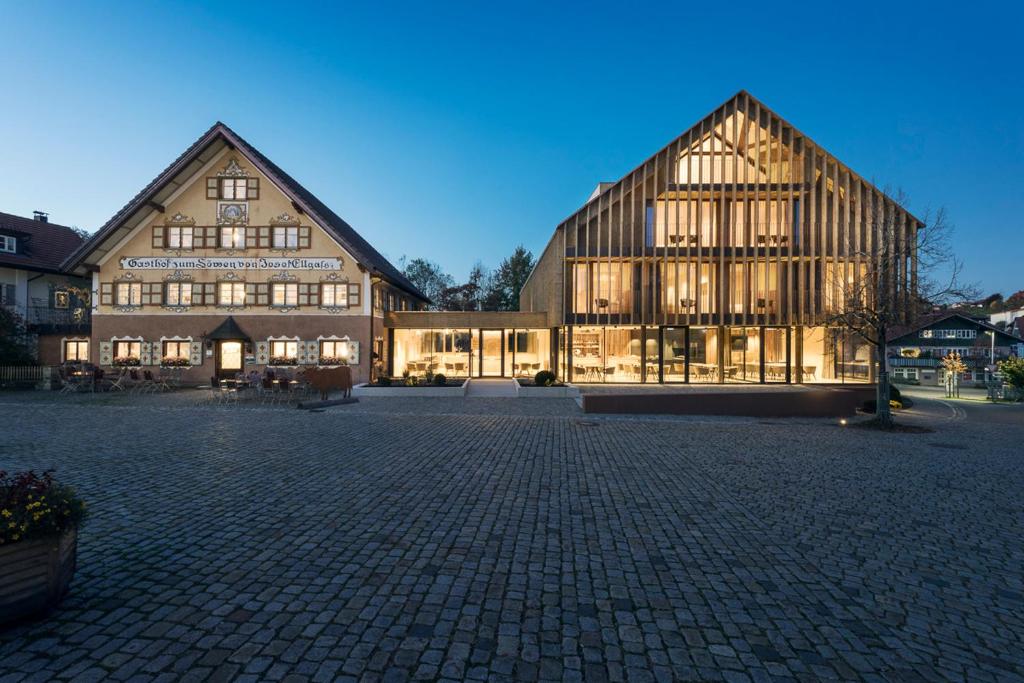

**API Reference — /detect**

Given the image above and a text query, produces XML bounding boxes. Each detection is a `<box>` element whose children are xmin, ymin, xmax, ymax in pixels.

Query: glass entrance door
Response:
<box><xmin>480</xmin><ymin>330</ymin><xmax>503</xmax><ymax>377</ymax></box>
<box><xmin>218</xmin><ymin>340</ymin><xmax>243</xmax><ymax>377</ymax></box>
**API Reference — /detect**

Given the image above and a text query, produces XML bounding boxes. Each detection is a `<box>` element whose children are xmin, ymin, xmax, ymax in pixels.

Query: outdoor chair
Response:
<box><xmin>58</xmin><ymin>367</ymin><xmax>80</xmax><ymax>394</ymax></box>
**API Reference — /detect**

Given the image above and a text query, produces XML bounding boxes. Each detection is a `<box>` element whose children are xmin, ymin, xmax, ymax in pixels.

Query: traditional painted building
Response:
<box><xmin>63</xmin><ymin>122</ymin><xmax>428</xmax><ymax>383</ymax></box>
<box><xmin>0</xmin><ymin>210</ymin><xmax>91</xmax><ymax>364</ymax></box>
<box><xmin>508</xmin><ymin>90</ymin><xmax>921</xmax><ymax>384</ymax></box>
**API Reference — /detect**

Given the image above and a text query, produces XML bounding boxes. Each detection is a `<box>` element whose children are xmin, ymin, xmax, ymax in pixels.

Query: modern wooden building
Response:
<box><xmin>63</xmin><ymin>122</ymin><xmax>428</xmax><ymax>383</ymax></box>
<box><xmin>510</xmin><ymin>90</ymin><xmax>922</xmax><ymax>384</ymax></box>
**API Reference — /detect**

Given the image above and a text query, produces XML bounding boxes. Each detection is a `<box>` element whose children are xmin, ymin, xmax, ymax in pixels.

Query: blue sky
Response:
<box><xmin>1</xmin><ymin>1</ymin><xmax>1021</xmax><ymax>295</ymax></box>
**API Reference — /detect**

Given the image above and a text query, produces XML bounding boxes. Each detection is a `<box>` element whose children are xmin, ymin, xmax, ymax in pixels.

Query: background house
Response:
<box><xmin>887</xmin><ymin>312</ymin><xmax>1023</xmax><ymax>386</ymax></box>
<box><xmin>0</xmin><ymin>210</ymin><xmax>91</xmax><ymax>363</ymax></box>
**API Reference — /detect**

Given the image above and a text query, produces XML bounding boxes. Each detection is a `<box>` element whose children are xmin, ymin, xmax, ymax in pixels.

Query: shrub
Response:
<box><xmin>1</xmin><ymin>470</ymin><xmax>87</xmax><ymax>545</ymax></box>
<box><xmin>889</xmin><ymin>384</ymin><xmax>902</xmax><ymax>402</ymax></box>
<box><xmin>404</xmin><ymin>375</ymin><xmax>418</xmax><ymax>387</ymax></box>
<box><xmin>433</xmin><ymin>373</ymin><xmax>447</xmax><ymax>386</ymax></box>
<box><xmin>534</xmin><ymin>370</ymin><xmax>557</xmax><ymax>386</ymax></box>
<box><xmin>377</xmin><ymin>376</ymin><xmax>392</xmax><ymax>386</ymax></box>
<box><xmin>998</xmin><ymin>357</ymin><xmax>1024</xmax><ymax>389</ymax></box>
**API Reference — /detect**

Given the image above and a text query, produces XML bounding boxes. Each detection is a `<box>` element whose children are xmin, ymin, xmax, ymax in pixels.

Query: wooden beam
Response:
<box><xmin>291</xmin><ymin>200</ymin><xmax>305</xmax><ymax>215</ymax></box>
<box><xmin>147</xmin><ymin>200</ymin><xmax>165</xmax><ymax>213</ymax></box>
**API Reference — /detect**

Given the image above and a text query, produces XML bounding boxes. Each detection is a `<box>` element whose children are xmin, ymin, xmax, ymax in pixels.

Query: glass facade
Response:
<box><xmin>561</xmin><ymin>325</ymin><xmax>864</xmax><ymax>384</ymax></box>
<box><xmin>391</xmin><ymin>328</ymin><xmax>552</xmax><ymax>379</ymax></box>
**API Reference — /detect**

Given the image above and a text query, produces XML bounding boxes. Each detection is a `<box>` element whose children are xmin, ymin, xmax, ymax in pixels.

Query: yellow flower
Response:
<box><xmin>11</xmin><ymin>534</ymin><xmax>19</xmax><ymax>541</ymax></box>
<box><xmin>0</xmin><ymin>509</ymin><xmax>11</xmax><ymax>518</ymax></box>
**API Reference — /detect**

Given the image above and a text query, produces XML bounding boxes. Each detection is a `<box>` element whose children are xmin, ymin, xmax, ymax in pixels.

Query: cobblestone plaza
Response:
<box><xmin>1</xmin><ymin>393</ymin><xmax>1022</xmax><ymax>681</ymax></box>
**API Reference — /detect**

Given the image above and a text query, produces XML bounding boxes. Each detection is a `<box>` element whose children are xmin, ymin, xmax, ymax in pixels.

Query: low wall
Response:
<box><xmin>582</xmin><ymin>386</ymin><xmax>875</xmax><ymax>417</ymax></box>
<box><xmin>352</xmin><ymin>380</ymin><xmax>469</xmax><ymax>397</ymax></box>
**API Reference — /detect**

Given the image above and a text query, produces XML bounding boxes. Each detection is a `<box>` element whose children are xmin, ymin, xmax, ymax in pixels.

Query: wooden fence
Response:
<box><xmin>0</xmin><ymin>366</ymin><xmax>57</xmax><ymax>389</ymax></box>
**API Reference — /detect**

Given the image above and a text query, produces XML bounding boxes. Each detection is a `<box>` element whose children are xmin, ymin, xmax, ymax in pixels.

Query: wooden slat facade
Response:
<box><xmin>521</xmin><ymin>91</ymin><xmax>921</xmax><ymax>333</ymax></box>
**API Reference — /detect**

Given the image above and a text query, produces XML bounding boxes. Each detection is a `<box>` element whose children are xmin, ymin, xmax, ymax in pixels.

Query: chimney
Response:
<box><xmin>33</xmin><ymin>211</ymin><xmax>49</xmax><ymax>223</ymax></box>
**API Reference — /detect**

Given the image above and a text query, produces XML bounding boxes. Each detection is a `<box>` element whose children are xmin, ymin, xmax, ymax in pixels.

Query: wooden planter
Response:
<box><xmin>0</xmin><ymin>528</ymin><xmax>78</xmax><ymax>628</ymax></box>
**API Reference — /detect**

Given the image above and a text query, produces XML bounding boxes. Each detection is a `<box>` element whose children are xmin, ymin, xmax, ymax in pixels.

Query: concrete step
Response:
<box><xmin>465</xmin><ymin>378</ymin><xmax>518</xmax><ymax>398</ymax></box>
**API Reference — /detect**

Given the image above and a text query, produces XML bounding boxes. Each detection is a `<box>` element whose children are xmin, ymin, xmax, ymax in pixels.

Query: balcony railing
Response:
<box><xmin>17</xmin><ymin>305</ymin><xmax>92</xmax><ymax>332</ymax></box>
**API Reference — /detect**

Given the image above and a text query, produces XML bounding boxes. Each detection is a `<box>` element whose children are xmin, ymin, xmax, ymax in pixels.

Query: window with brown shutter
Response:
<box><xmin>320</xmin><ymin>283</ymin><xmax>347</xmax><ymax>308</ymax></box>
<box><xmin>165</xmin><ymin>282</ymin><xmax>192</xmax><ymax>307</ymax></box>
<box><xmin>347</xmin><ymin>283</ymin><xmax>361</xmax><ymax>308</ymax></box>
<box><xmin>245</xmin><ymin>226</ymin><xmax>258</xmax><ymax>248</ymax></box>
<box><xmin>298</xmin><ymin>226</ymin><xmax>311</xmax><ymax>249</ymax></box>
<box><xmin>100</xmin><ymin>283</ymin><xmax>113</xmax><ymax>306</ymax></box>
<box><xmin>271</xmin><ymin>282</ymin><xmax>298</xmax><ymax>308</ymax></box>
<box><xmin>298</xmin><ymin>283</ymin><xmax>318</xmax><ymax>307</ymax></box>
<box><xmin>246</xmin><ymin>178</ymin><xmax>259</xmax><ymax>200</ymax></box>
<box><xmin>141</xmin><ymin>283</ymin><xmax>162</xmax><ymax>306</ymax></box>
<box><xmin>166</xmin><ymin>226</ymin><xmax>194</xmax><ymax>250</ymax></box>
<box><xmin>202</xmin><ymin>226</ymin><xmax>218</xmax><ymax>248</ymax></box>
<box><xmin>151</xmin><ymin>226</ymin><xmax>165</xmax><ymax>248</ymax></box>
<box><xmin>219</xmin><ymin>178</ymin><xmax>247</xmax><ymax>200</ymax></box>
<box><xmin>255</xmin><ymin>282</ymin><xmax>269</xmax><ymax>306</ymax></box>
<box><xmin>206</xmin><ymin>178</ymin><xmax>219</xmax><ymax>199</ymax></box>
<box><xmin>257</xmin><ymin>226</ymin><xmax>270</xmax><ymax>248</ymax></box>
<box><xmin>220</xmin><ymin>226</ymin><xmax>246</xmax><ymax>249</ymax></box>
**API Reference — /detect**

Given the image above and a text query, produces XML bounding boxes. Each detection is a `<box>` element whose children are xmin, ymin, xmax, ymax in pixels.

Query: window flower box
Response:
<box><xmin>160</xmin><ymin>356</ymin><xmax>191</xmax><ymax>367</ymax></box>
<box><xmin>318</xmin><ymin>356</ymin><xmax>347</xmax><ymax>367</ymax></box>
<box><xmin>268</xmin><ymin>356</ymin><xmax>296</xmax><ymax>366</ymax></box>
<box><xmin>1</xmin><ymin>471</ymin><xmax>87</xmax><ymax>628</ymax></box>
<box><xmin>112</xmin><ymin>356</ymin><xmax>140</xmax><ymax>367</ymax></box>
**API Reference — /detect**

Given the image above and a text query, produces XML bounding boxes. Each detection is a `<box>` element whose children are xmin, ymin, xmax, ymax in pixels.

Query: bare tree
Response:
<box><xmin>825</xmin><ymin>190</ymin><xmax>977</xmax><ymax>427</ymax></box>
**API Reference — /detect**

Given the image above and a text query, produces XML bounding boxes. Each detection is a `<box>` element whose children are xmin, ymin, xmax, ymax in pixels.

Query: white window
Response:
<box><xmin>115</xmin><ymin>282</ymin><xmax>142</xmax><ymax>306</ymax></box>
<box><xmin>921</xmin><ymin>330</ymin><xmax>934</xmax><ymax>338</ymax></box>
<box><xmin>166</xmin><ymin>226</ymin><xmax>193</xmax><ymax>249</ymax></box>
<box><xmin>162</xmin><ymin>340</ymin><xmax>190</xmax><ymax>364</ymax></box>
<box><xmin>270</xmin><ymin>340</ymin><xmax>298</xmax><ymax>361</ymax></box>
<box><xmin>271</xmin><ymin>282</ymin><xmax>298</xmax><ymax>307</ymax></box>
<box><xmin>272</xmin><ymin>226</ymin><xmax>299</xmax><ymax>249</ymax></box>
<box><xmin>218</xmin><ymin>281</ymin><xmax>246</xmax><ymax>307</ymax></box>
<box><xmin>0</xmin><ymin>235</ymin><xmax>16</xmax><ymax>253</ymax></box>
<box><xmin>320</xmin><ymin>283</ymin><xmax>348</xmax><ymax>308</ymax></box>
<box><xmin>956</xmin><ymin>329</ymin><xmax>977</xmax><ymax>339</ymax></box>
<box><xmin>64</xmin><ymin>340</ymin><xmax>89</xmax><ymax>362</ymax></box>
<box><xmin>319</xmin><ymin>340</ymin><xmax>350</xmax><ymax>364</ymax></box>
<box><xmin>219</xmin><ymin>226</ymin><xmax>245</xmax><ymax>249</ymax></box>
<box><xmin>220</xmin><ymin>178</ymin><xmax>248</xmax><ymax>200</ymax></box>
<box><xmin>165</xmin><ymin>282</ymin><xmax>192</xmax><ymax>307</ymax></box>
<box><xmin>113</xmin><ymin>340</ymin><xmax>141</xmax><ymax>360</ymax></box>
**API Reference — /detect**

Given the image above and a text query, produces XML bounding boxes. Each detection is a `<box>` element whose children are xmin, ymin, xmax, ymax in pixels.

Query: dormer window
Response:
<box><xmin>0</xmin><ymin>235</ymin><xmax>16</xmax><ymax>253</ymax></box>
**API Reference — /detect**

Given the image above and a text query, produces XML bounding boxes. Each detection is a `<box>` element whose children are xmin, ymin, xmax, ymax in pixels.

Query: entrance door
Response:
<box><xmin>480</xmin><ymin>330</ymin><xmax>503</xmax><ymax>377</ymax></box>
<box><xmin>217</xmin><ymin>340</ymin><xmax>244</xmax><ymax>378</ymax></box>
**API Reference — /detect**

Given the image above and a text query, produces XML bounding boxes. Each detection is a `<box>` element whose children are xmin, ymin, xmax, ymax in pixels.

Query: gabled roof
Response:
<box><xmin>0</xmin><ymin>211</ymin><xmax>85</xmax><ymax>274</ymax></box>
<box><xmin>557</xmin><ymin>89</ymin><xmax>926</xmax><ymax>230</ymax></box>
<box><xmin>887</xmin><ymin>311</ymin><xmax>1024</xmax><ymax>346</ymax></box>
<box><xmin>62</xmin><ymin>122</ymin><xmax>428</xmax><ymax>303</ymax></box>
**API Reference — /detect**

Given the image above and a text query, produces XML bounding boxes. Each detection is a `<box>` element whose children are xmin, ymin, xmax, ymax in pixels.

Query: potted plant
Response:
<box><xmin>1</xmin><ymin>470</ymin><xmax>87</xmax><ymax>627</ymax></box>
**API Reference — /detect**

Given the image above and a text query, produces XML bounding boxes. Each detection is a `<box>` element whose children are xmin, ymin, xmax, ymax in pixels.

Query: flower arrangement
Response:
<box><xmin>112</xmin><ymin>356</ymin><xmax>140</xmax><ymax>367</ymax></box>
<box><xmin>269</xmin><ymin>355</ymin><xmax>295</xmax><ymax>366</ymax></box>
<box><xmin>1</xmin><ymin>470</ymin><xmax>87</xmax><ymax>546</ymax></box>
<box><xmin>318</xmin><ymin>356</ymin><xmax>347</xmax><ymax>366</ymax></box>
<box><xmin>160</xmin><ymin>356</ymin><xmax>190</xmax><ymax>367</ymax></box>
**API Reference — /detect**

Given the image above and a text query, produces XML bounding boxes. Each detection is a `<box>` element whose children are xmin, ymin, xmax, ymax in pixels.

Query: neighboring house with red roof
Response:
<box><xmin>0</xmin><ymin>211</ymin><xmax>92</xmax><ymax>363</ymax></box>
<box><xmin>887</xmin><ymin>311</ymin><xmax>1023</xmax><ymax>387</ymax></box>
